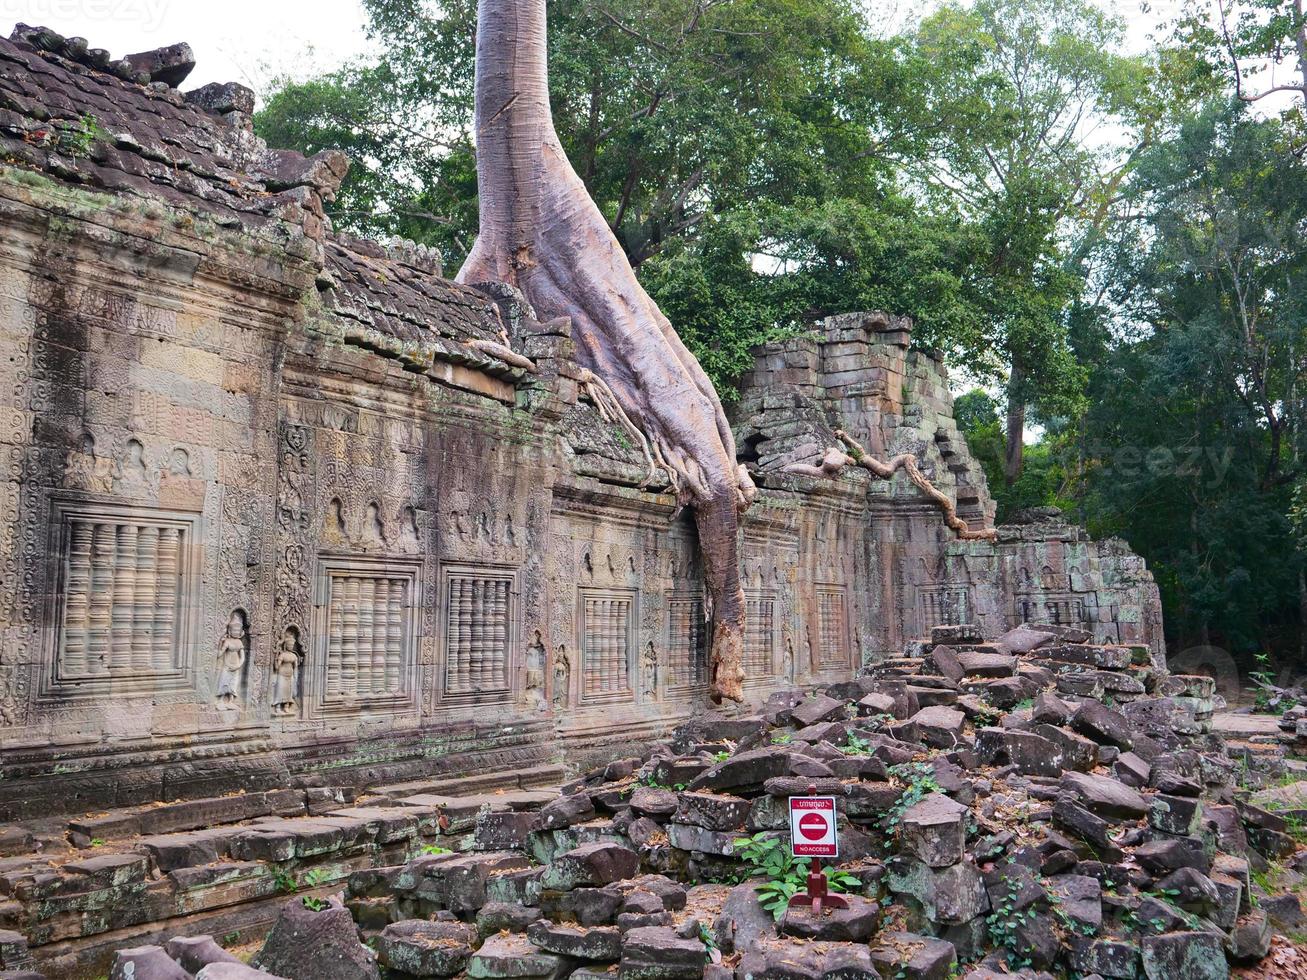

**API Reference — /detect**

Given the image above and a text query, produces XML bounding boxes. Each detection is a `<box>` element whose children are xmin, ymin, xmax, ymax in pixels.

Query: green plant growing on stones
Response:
<box><xmin>842</xmin><ymin>732</ymin><xmax>873</xmax><ymax>756</ymax></box>
<box><xmin>984</xmin><ymin>879</ymin><xmax>1036</xmax><ymax>970</ymax></box>
<box><xmin>273</xmin><ymin>870</ymin><xmax>297</xmax><ymax>894</ymax></box>
<box><xmin>771</xmin><ymin>733</ymin><xmax>793</xmax><ymax>745</ymax></box>
<box><xmin>1013</xmin><ymin>698</ymin><xmax>1035</xmax><ymax>711</ymax></box>
<box><xmin>420</xmin><ymin>843</ymin><xmax>454</xmax><ymax>855</ymax></box>
<box><xmin>732</xmin><ymin>832</ymin><xmax>858</xmax><ymax>920</ymax></box>
<box><xmin>53</xmin><ymin>114</ymin><xmax>112</xmax><ymax>158</ymax></box>
<box><xmin>303</xmin><ymin>868</ymin><xmax>332</xmax><ymax>888</ymax></box>
<box><xmin>882</xmin><ymin>763</ymin><xmax>942</xmax><ymax>834</ymax></box>
<box><xmin>302</xmin><ymin>896</ymin><xmax>329</xmax><ymax>912</ymax></box>
<box><xmin>697</xmin><ymin>921</ymin><xmax>719</xmax><ymax>963</ymax></box>
<box><xmin>713</xmin><ymin>750</ymin><xmax>731</xmax><ymax>762</ymax></box>
<box><xmin>89</xmin><ymin>838</ymin><xmax>105</xmax><ymax>848</ymax></box>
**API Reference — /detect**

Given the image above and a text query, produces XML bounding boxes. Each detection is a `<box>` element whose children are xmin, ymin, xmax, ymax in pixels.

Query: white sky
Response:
<box><xmin>4</xmin><ymin>0</ymin><xmax>1187</xmax><ymax>104</ymax></box>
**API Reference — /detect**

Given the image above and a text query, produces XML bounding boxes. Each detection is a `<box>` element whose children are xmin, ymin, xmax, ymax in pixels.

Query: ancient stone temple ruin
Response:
<box><xmin>0</xmin><ymin>28</ymin><xmax>1233</xmax><ymax>978</ymax></box>
<box><xmin>0</xmin><ymin>26</ymin><xmax>1160</xmax><ymax>816</ymax></box>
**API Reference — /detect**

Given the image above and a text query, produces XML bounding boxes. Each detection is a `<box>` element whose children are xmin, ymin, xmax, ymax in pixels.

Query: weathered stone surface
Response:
<box><xmin>1229</xmin><ymin>909</ymin><xmax>1273</xmax><ymax>962</ymax></box>
<box><xmin>541</xmin><ymin>843</ymin><xmax>640</xmax><ymax>890</ymax></box>
<box><xmin>1030</xmin><ymin>691</ymin><xmax>1072</xmax><ymax>725</ymax></box>
<box><xmin>689</xmin><ymin>750</ymin><xmax>792</xmax><ymax>793</ymax></box>
<box><xmin>376</xmin><ymin>920</ymin><xmax>479</xmax><ymax>976</ymax></box>
<box><xmin>1071</xmin><ymin>700</ymin><xmax>1135</xmax><ymax>749</ymax></box>
<box><xmin>885</xmin><ymin>857</ymin><xmax>987</xmax><ymax>924</ymax></box>
<box><xmin>618</xmin><ymin>927</ymin><xmax>705</xmax><ymax>980</ymax></box>
<box><xmin>778</xmin><ymin>894</ymin><xmax>879</xmax><ymax>942</ymax></box>
<box><xmin>1059</xmin><ymin>772</ymin><xmax>1148</xmax><ymax>820</ymax></box>
<box><xmin>252</xmin><ymin>897</ymin><xmax>380</xmax><ymax>979</ymax></box>
<box><xmin>868</xmin><ymin>932</ymin><xmax>957</xmax><ymax>980</ymax></box>
<box><xmin>673</xmin><ymin>793</ymin><xmax>749</xmax><ymax>831</ymax></box>
<box><xmin>123</xmin><ymin>42</ymin><xmax>196</xmax><ymax>86</ymax></box>
<box><xmin>469</xmin><ymin>934</ymin><xmax>567</xmax><ymax>979</ymax></box>
<box><xmin>713</xmin><ymin>884</ymin><xmax>775</xmax><ymax>955</ymax></box>
<box><xmin>528</xmin><ymin>920</ymin><xmax>622</xmax><ymax>960</ymax></box>
<box><xmin>899</xmin><ymin>793</ymin><xmax>968</xmax><ymax>867</ymax></box>
<box><xmin>630</xmin><ymin>788</ymin><xmax>679</xmax><ymax>818</ymax></box>
<box><xmin>790</xmin><ymin>695</ymin><xmax>848</xmax><ymax>727</ymax></box>
<box><xmin>164</xmin><ymin>936</ymin><xmax>241</xmax><ymax>974</ymax></box>
<box><xmin>1149</xmin><ymin>793</ymin><xmax>1203</xmax><ymax>836</ymax></box>
<box><xmin>1067</xmin><ymin>936</ymin><xmax>1140</xmax><ymax>979</ymax></box>
<box><xmin>909</xmin><ymin>707</ymin><xmax>965</xmax><ymax>749</ymax></box>
<box><xmin>975</xmin><ymin>728</ymin><xmax>1063</xmax><ymax>777</ymax></box>
<box><xmin>1140</xmin><ymin>931</ymin><xmax>1228</xmax><ymax>980</ymax></box>
<box><xmin>109</xmin><ymin>946</ymin><xmax>191</xmax><ymax>980</ymax></box>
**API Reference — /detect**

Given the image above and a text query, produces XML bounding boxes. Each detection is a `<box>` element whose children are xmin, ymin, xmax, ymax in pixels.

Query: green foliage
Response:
<box><xmin>985</xmin><ymin>878</ymin><xmax>1036</xmax><ymax>970</ymax></box>
<box><xmin>883</xmin><ymin>762</ymin><xmax>942</xmax><ymax>833</ymax></box>
<box><xmin>841</xmin><ymin>732</ymin><xmax>873</xmax><ymax>756</ymax></box>
<box><xmin>1075</xmin><ymin>99</ymin><xmax>1307</xmax><ymax>658</ymax></box>
<box><xmin>302</xmin><ymin>895</ymin><xmax>329</xmax><ymax>912</ymax></box>
<box><xmin>420</xmin><ymin>843</ymin><xmax>453</xmax><ymax>855</ymax></box>
<box><xmin>732</xmin><ymin>832</ymin><xmax>859</xmax><ymax>920</ymax></box>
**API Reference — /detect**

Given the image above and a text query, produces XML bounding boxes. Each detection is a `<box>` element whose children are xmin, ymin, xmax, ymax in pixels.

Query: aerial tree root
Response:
<box><xmin>782</xmin><ymin>430</ymin><xmax>996</xmax><ymax>542</ymax></box>
<box><xmin>458</xmin><ymin>0</ymin><xmax>754</xmax><ymax>701</ymax></box>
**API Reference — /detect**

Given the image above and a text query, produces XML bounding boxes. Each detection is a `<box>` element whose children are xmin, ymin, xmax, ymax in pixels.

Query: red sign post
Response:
<box><xmin>786</xmin><ymin>786</ymin><xmax>846</xmax><ymax>917</ymax></box>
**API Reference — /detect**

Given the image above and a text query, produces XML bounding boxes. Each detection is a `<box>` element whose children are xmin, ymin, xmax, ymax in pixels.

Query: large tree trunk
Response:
<box><xmin>1004</xmin><ymin>363</ymin><xmax>1025</xmax><ymax>486</ymax></box>
<box><xmin>458</xmin><ymin>0</ymin><xmax>753</xmax><ymax>702</ymax></box>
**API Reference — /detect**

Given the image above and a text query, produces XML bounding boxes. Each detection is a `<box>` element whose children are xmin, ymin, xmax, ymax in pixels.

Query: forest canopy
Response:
<box><xmin>255</xmin><ymin>0</ymin><xmax>1307</xmax><ymax>674</ymax></box>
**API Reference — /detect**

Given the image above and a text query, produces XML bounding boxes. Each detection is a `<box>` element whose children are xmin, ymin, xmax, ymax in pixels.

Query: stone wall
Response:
<box><xmin>732</xmin><ymin>311</ymin><xmax>1165</xmax><ymax>667</ymax></box>
<box><xmin>0</xmin><ymin>26</ymin><xmax>1162</xmax><ymax>821</ymax></box>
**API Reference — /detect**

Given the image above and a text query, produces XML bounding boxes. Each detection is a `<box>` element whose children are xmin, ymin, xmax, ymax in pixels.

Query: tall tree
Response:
<box><xmin>1083</xmin><ymin>101</ymin><xmax>1307</xmax><ymax>656</ymax></box>
<box><xmin>460</xmin><ymin>0</ymin><xmax>755</xmax><ymax>702</ymax></box>
<box><xmin>892</xmin><ymin>0</ymin><xmax>1165</xmax><ymax>484</ymax></box>
<box><xmin>257</xmin><ymin>0</ymin><xmax>883</xmax><ymax>271</ymax></box>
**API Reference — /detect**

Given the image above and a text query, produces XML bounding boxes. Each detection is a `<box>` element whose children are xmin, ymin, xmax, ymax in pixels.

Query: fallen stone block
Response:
<box><xmin>110</xmin><ymin>946</ymin><xmax>192</xmax><ymax>980</ymax></box>
<box><xmin>469</xmin><ymin>933</ymin><xmax>568</xmax><ymax>979</ymax></box>
<box><xmin>1071</xmin><ymin>700</ymin><xmax>1134</xmax><ymax>750</ymax></box>
<box><xmin>790</xmin><ymin>695</ymin><xmax>847</xmax><ymax>727</ymax></box>
<box><xmin>899</xmin><ymin>792</ymin><xmax>967</xmax><ymax>868</ymax></box>
<box><xmin>869</xmin><ymin>931</ymin><xmax>957</xmax><ymax>980</ymax></box>
<box><xmin>1149</xmin><ymin>794</ymin><xmax>1203</xmax><ymax>836</ymax></box>
<box><xmin>689</xmin><ymin>749</ymin><xmax>792</xmax><ymax>793</ymax></box>
<box><xmin>1140</xmin><ymin>930</ymin><xmax>1228</xmax><ymax>980</ymax></box>
<box><xmin>376</xmin><ymin>920</ymin><xmax>479</xmax><ymax>976</ymax></box>
<box><xmin>778</xmin><ymin>894</ymin><xmax>878</xmax><ymax>942</ymax></box>
<box><xmin>528</xmin><ymin>920</ymin><xmax>621</xmax><ymax>960</ymax></box>
<box><xmin>673</xmin><ymin>792</ymin><xmax>749</xmax><ymax>832</ymax></box>
<box><xmin>540</xmin><ymin>843</ymin><xmax>640</xmax><ymax>891</ymax></box>
<box><xmin>975</xmin><ymin>728</ymin><xmax>1063</xmax><ymax>777</ymax></box>
<box><xmin>908</xmin><ymin>706</ymin><xmax>964</xmax><ymax>749</ymax></box>
<box><xmin>252</xmin><ymin>896</ymin><xmax>379</xmax><ymax>979</ymax></box>
<box><xmin>885</xmin><ymin>857</ymin><xmax>987</xmax><ymax>925</ymax></box>
<box><xmin>1228</xmin><ymin>909</ymin><xmax>1273</xmax><ymax>963</ymax></box>
<box><xmin>164</xmin><ymin>935</ymin><xmax>242</xmax><ymax>974</ymax></box>
<box><xmin>1059</xmin><ymin>771</ymin><xmax>1148</xmax><ymax>820</ymax></box>
<box><xmin>618</xmin><ymin>926</ymin><xmax>705</xmax><ymax>980</ymax></box>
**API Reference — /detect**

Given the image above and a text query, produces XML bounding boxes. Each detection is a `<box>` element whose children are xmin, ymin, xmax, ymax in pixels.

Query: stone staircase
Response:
<box><xmin>0</xmin><ymin>764</ymin><xmax>566</xmax><ymax>978</ymax></box>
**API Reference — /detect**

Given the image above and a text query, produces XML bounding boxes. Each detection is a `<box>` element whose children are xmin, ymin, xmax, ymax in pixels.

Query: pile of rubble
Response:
<box><xmin>93</xmin><ymin>624</ymin><xmax>1304</xmax><ymax>980</ymax></box>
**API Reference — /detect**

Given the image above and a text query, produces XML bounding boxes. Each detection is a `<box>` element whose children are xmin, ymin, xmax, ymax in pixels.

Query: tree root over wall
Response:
<box><xmin>458</xmin><ymin>0</ymin><xmax>755</xmax><ymax>701</ymax></box>
<box><xmin>783</xmin><ymin>430</ymin><xmax>997</xmax><ymax>542</ymax></box>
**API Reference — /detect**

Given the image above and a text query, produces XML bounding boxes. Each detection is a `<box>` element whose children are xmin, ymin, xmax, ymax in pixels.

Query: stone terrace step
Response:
<box><xmin>371</xmin><ymin>763</ymin><xmax>567</xmax><ymax>800</ymax></box>
<box><xmin>66</xmin><ymin>788</ymin><xmax>310</xmax><ymax>846</ymax></box>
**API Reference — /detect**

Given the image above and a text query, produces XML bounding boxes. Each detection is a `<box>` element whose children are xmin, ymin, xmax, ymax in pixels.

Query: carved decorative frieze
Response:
<box><xmin>310</xmin><ymin>556</ymin><xmax>420</xmax><ymax>716</ymax></box>
<box><xmin>441</xmin><ymin>566</ymin><xmax>517</xmax><ymax>703</ymax></box>
<box><xmin>1016</xmin><ymin>592</ymin><xmax>1087</xmax><ymax>629</ymax></box>
<box><xmin>665</xmin><ymin>592</ymin><xmax>707</xmax><ymax>689</ymax></box>
<box><xmin>744</xmin><ymin>591</ymin><xmax>778</xmax><ymax>679</ymax></box>
<box><xmin>918</xmin><ymin>586</ymin><xmax>972</xmax><ymax>633</ymax></box>
<box><xmin>579</xmin><ymin>588</ymin><xmax>635</xmax><ymax>703</ymax></box>
<box><xmin>42</xmin><ymin>497</ymin><xmax>200</xmax><ymax>699</ymax></box>
<box><xmin>815</xmin><ymin>586</ymin><xmax>850</xmax><ymax>670</ymax></box>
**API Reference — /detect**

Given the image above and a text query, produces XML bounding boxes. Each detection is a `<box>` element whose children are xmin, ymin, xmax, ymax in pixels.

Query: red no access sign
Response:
<box><xmin>789</xmin><ymin>795</ymin><xmax>838</xmax><ymax>858</ymax></box>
